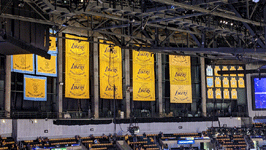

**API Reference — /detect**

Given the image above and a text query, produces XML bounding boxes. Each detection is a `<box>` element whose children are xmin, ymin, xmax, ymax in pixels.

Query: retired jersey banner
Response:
<box><xmin>36</xmin><ymin>54</ymin><xmax>57</xmax><ymax>77</ymax></box>
<box><xmin>133</xmin><ymin>50</ymin><xmax>155</xmax><ymax>101</ymax></box>
<box><xmin>169</xmin><ymin>55</ymin><xmax>192</xmax><ymax>103</ymax></box>
<box><xmin>99</xmin><ymin>40</ymin><xmax>122</xmax><ymax>99</ymax></box>
<box><xmin>65</xmin><ymin>34</ymin><xmax>89</xmax><ymax>99</ymax></box>
<box><xmin>24</xmin><ymin>75</ymin><xmax>47</xmax><ymax>101</ymax></box>
<box><xmin>11</xmin><ymin>54</ymin><xmax>35</xmax><ymax>74</ymax></box>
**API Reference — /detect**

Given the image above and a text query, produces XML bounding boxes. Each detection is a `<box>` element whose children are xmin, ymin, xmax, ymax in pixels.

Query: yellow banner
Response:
<box><xmin>169</xmin><ymin>55</ymin><xmax>192</xmax><ymax>103</ymax></box>
<box><xmin>36</xmin><ymin>54</ymin><xmax>57</xmax><ymax>77</ymax></box>
<box><xmin>24</xmin><ymin>75</ymin><xmax>47</xmax><ymax>101</ymax></box>
<box><xmin>207</xmin><ymin>88</ymin><xmax>213</xmax><ymax>99</ymax></box>
<box><xmin>65</xmin><ymin>34</ymin><xmax>89</xmax><ymax>57</ymax></box>
<box><xmin>133</xmin><ymin>50</ymin><xmax>155</xmax><ymax>101</ymax></box>
<box><xmin>65</xmin><ymin>76</ymin><xmax>90</xmax><ymax>98</ymax></box>
<box><xmin>231</xmin><ymin>89</ymin><xmax>237</xmax><ymax>99</ymax></box>
<box><xmin>66</xmin><ymin>56</ymin><xmax>89</xmax><ymax>77</ymax></box>
<box><xmin>99</xmin><ymin>40</ymin><xmax>122</xmax><ymax>99</ymax></box>
<box><xmin>65</xmin><ymin>34</ymin><xmax>89</xmax><ymax>99</ymax></box>
<box><xmin>215</xmin><ymin>88</ymin><xmax>222</xmax><ymax>99</ymax></box>
<box><xmin>223</xmin><ymin>89</ymin><xmax>230</xmax><ymax>99</ymax></box>
<box><xmin>99</xmin><ymin>40</ymin><xmax>121</xmax><ymax>62</ymax></box>
<box><xmin>49</xmin><ymin>36</ymin><xmax>57</xmax><ymax>53</ymax></box>
<box><xmin>170</xmin><ymin>85</ymin><xmax>192</xmax><ymax>103</ymax></box>
<box><xmin>169</xmin><ymin>55</ymin><xmax>190</xmax><ymax>66</ymax></box>
<box><xmin>215</xmin><ymin>77</ymin><xmax>221</xmax><ymax>87</ymax></box>
<box><xmin>238</xmin><ymin>77</ymin><xmax>245</xmax><ymax>88</ymax></box>
<box><xmin>223</xmin><ymin>77</ymin><xmax>229</xmax><ymax>88</ymax></box>
<box><xmin>214</xmin><ymin>66</ymin><xmax>220</xmax><ymax>76</ymax></box>
<box><xmin>170</xmin><ymin>66</ymin><xmax>191</xmax><ymax>85</ymax></box>
<box><xmin>12</xmin><ymin>54</ymin><xmax>34</xmax><ymax>74</ymax></box>
<box><xmin>133</xmin><ymin>82</ymin><xmax>155</xmax><ymax>100</ymax></box>
<box><xmin>230</xmin><ymin>77</ymin><xmax>237</xmax><ymax>88</ymax></box>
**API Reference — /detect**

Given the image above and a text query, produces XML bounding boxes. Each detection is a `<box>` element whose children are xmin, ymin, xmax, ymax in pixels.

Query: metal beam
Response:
<box><xmin>152</xmin><ymin>0</ymin><xmax>265</xmax><ymax>26</ymax></box>
<box><xmin>128</xmin><ymin>46</ymin><xmax>266</xmax><ymax>54</ymax></box>
<box><xmin>228</xmin><ymin>4</ymin><xmax>266</xmax><ymax>48</ymax></box>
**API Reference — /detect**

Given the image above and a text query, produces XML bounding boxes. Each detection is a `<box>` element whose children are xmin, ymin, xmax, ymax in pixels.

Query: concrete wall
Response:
<box><xmin>246</xmin><ymin>64</ymin><xmax>266</xmax><ymax>119</ymax></box>
<box><xmin>0</xmin><ymin>119</ymin><xmax>12</xmax><ymax>137</ymax></box>
<box><xmin>14</xmin><ymin>117</ymin><xmax>242</xmax><ymax>141</ymax></box>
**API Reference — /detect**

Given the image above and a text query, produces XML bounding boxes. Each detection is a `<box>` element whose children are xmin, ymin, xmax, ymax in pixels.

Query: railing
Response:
<box><xmin>11</xmin><ymin>111</ymin><xmax>89</xmax><ymax>119</ymax></box>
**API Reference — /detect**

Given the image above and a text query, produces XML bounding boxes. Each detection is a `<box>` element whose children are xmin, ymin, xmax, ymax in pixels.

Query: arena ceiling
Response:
<box><xmin>1</xmin><ymin>0</ymin><xmax>266</xmax><ymax>62</ymax></box>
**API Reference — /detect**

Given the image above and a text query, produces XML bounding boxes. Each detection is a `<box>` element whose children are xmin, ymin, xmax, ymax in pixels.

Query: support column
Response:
<box><xmin>5</xmin><ymin>56</ymin><xmax>11</xmax><ymax>118</ymax></box>
<box><xmin>125</xmin><ymin>49</ymin><xmax>130</xmax><ymax>118</ymax></box>
<box><xmin>57</xmin><ymin>32</ymin><xmax>63</xmax><ymax>118</ymax></box>
<box><xmin>157</xmin><ymin>54</ymin><xmax>163</xmax><ymax>116</ymax></box>
<box><xmin>200</xmin><ymin>57</ymin><xmax>207</xmax><ymax>117</ymax></box>
<box><xmin>93</xmin><ymin>37</ymin><xmax>99</xmax><ymax>119</ymax></box>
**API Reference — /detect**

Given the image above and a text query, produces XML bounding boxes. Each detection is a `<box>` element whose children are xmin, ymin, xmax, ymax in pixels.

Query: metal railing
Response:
<box><xmin>11</xmin><ymin>111</ymin><xmax>90</xmax><ymax>119</ymax></box>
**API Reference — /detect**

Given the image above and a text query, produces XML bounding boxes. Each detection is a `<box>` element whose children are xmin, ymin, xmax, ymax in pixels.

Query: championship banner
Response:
<box><xmin>169</xmin><ymin>55</ymin><xmax>192</xmax><ymax>103</ymax></box>
<box><xmin>11</xmin><ymin>54</ymin><xmax>35</xmax><ymax>74</ymax></box>
<box><xmin>133</xmin><ymin>50</ymin><xmax>155</xmax><ymax>101</ymax></box>
<box><xmin>36</xmin><ymin>54</ymin><xmax>57</xmax><ymax>77</ymax></box>
<box><xmin>171</xmin><ymin>85</ymin><xmax>192</xmax><ymax>102</ymax></box>
<box><xmin>24</xmin><ymin>75</ymin><xmax>47</xmax><ymax>101</ymax></box>
<box><xmin>99</xmin><ymin>40</ymin><xmax>122</xmax><ymax>99</ymax></box>
<box><xmin>44</xmin><ymin>29</ymin><xmax>57</xmax><ymax>54</ymax></box>
<box><xmin>207</xmin><ymin>88</ymin><xmax>213</xmax><ymax>99</ymax></box>
<box><xmin>65</xmin><ymin>34</ymin><xmax>89</xmax><ymax>99</ymax></box>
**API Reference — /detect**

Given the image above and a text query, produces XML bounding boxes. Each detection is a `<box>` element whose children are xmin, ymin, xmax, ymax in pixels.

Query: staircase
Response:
<box><xmin>116</xmin><ymin>140</ymin><xmax>133</xmax><ymax>150</ymax></box>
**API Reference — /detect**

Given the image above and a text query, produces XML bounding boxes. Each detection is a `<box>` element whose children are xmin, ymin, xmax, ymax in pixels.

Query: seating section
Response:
<box><xmin>21</xmin><ymin>137</ymin><xmax>79</xmax><ymax>150</ymax></box>
<box><xmin>216</xmin><ymin>134</ymin><xmax>246</xmax><ymax>150</ymax></box>
<box><xmin>0</xmin><ymin>136</ymin><xmax>18</xmax><ymax>150</ymax></box>
<box><xmin>82</xmin><ymin>135</ymin><xmax>116</xmax><ymax>150</ymax></box>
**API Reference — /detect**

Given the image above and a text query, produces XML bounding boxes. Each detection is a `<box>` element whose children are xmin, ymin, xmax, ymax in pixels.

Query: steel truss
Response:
<box><xmin>2</xmin><ymin>0</ymin><xmax>266</xmax><ymax>61</ymax></box>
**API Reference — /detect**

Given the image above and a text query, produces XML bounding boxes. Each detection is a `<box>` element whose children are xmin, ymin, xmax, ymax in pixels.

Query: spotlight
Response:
<box><xmin>252</xmin><ymin>0</ymin><xmax>259</xmax><ymax>3</ymax></box>
<box><xmin>128</xmin><ymin>126</ymin><xmax>140</xmax><ymax>135</ymax></box>
<box><xmin>18</xmin><ymin>1</ymin><xmax>25</xmax><ymax>7</ymax></box>
<box><xmin>231</xmin><ymin>23</ymin><xmax>233</xmax><ymax>26</ymax></box>
<box><xmin>220</xmin><ymin>20</ymin><xmax>223</xmax><ymax>23</ymax></box>
<box><xmin>2</xmin><ymin>119</ymin><xmax>5</xmax><ymax>123</ymax></box>
<box><xmin>34</xmin><ymin>119</ymin><xmax>38</xmax><ymax>123</ymax></box>
<box><xmin>225</xmin><ymin>22</ymin><xmax>228</xmax><ymax>25</ymax></box>
<box><xmin>223</xmin><ymin>21</ymin><xmax>226</xmax><ymax>24</ymax></box>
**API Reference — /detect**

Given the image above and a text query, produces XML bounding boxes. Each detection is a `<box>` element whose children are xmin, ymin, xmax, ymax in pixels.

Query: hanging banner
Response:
<box><xmin>215</xmin><ymin>77</ymin><xmax>221</xmax><ymax>87</ymax></box>
<box><xmin>65</xmin><ymin>34</ymin><xmax>90</xmax><ymax>99</ymax></box>
<box><xmin>207</xmin><ymin>88</ymin><xmax>213</xmax><ymax>99</ymax></box>
<box><xmin>207</xmin><ymin>77</ymin><xmax>214</xmax><ymax>88</ymax></box>
<box><xmin>215</xmin><ymin>88</ymin><xmax>222</xmax><ymax>99</ymax></box>
<box><xmin>170</xmin><ymin>55</ymin><xmax>192</xmax><ymax>103</ymax></box>
<box><xmin>171</xmin><ymin>85</ymin><xmax>192</xmax><ymax>103</ymax></box>
<box><xmin>223</xmin><ymin>77</ymin><xmax>229</xmax><ymax>88</ymax></box>
<box><xmin>44</xmin><ymin>29</ymin><xmax>57</xmax><ymax>54</ymax></box>
<box><xmin>133</xmin><ymin>50</ymin><xmax>155</xmax><ymax>101</ymax></box>
<box><xmin>206</xmin><ymin>65</ymin><xmax>213</xmax><ymax>76</ymax></box>
<box><xmin>223</xmin><ymin>89</ymin><xmax>230</xmax><ymax>99</ymax></box>
<box><xmin>230</xmin><ymin>77</ymin><xmax>237</xmax><ymax>88</ymax></box>
<box><xmin>11</xmin><ymin>54</ymin><xmax>35</xmax><ymax>74</ymax></box>
<box><xmin>231</xmin><ymin>89</ymin><xmax>237</xmax><ymax>99</ymax></box>
<box><xmin>99</xmin><ymin>40</ymin><xmax>122</xmax><ymax>99</ymax></box>
<box><xmin>24</xmin><ymin>75</ymin><xmax>47</xmax><ymax>101</ymax></box>
<box><xmin>36</xmin><ymin>54</ymin><xmax>57</xmax><ymax>77</ymax></box>
<box><xmin>214</xmin><ymin>66</ymin><xmax>221</xmax><ymax>76</ymax></box>
<box><xmin>238</xmin><ymin>77</ymin><xmax>245</xmax><ymax>88</ymax></box>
